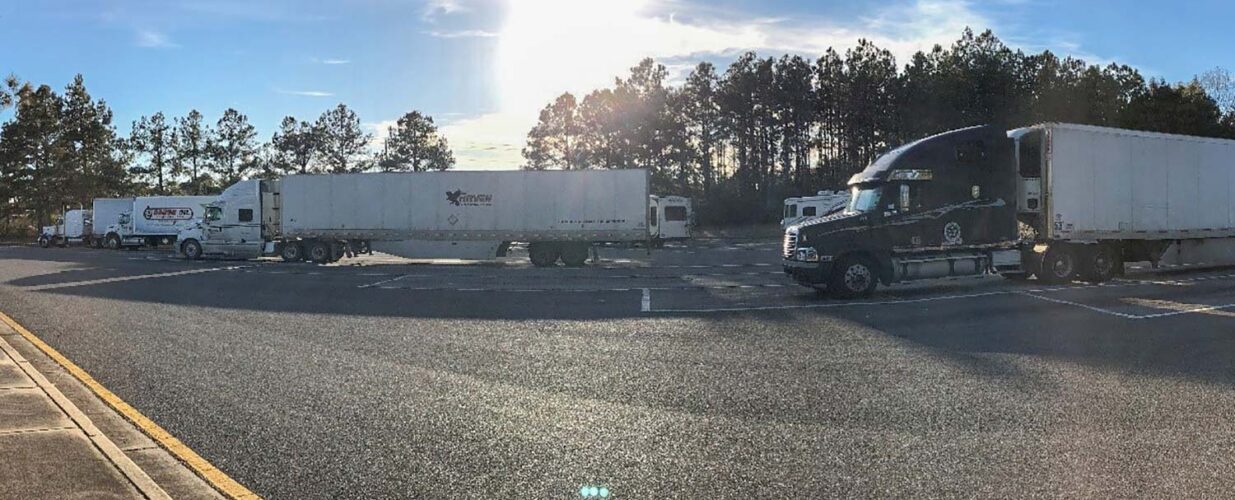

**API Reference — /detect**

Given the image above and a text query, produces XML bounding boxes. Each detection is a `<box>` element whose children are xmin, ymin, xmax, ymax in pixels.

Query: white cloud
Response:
<box><xmin>135</xmin><ymin>30</ymin><xmax>179</xmax><ymax>49</ymax></box>
<box><xmin>277</xmin><ymin>89</ymin><xmax>334</xmax><ymax>97</ymax></box>
<box><xmin>316</xmin><ymin>58</ymin><xmax>351</xmax><ymax>65</ymax></box>
<box><xmin>426</xmin><ymin>29</ymin><xmax>499</xmax><ymax>38</ymax></box>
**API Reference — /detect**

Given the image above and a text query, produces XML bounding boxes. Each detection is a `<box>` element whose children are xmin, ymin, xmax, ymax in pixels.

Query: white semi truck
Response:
<box><xmin>784</xmin><ymin>123</ymin><xmax>1235</xmax><ymax>297</ymax></box>
<box><xmin>177</xmin><ymin>169</ymin><xmax>650</xmax><ymax>266</ymax></box>
<box><xmin>102</xmin><ymin>196</ymin><xmax>216</xmax><ymax>249</ymax></box>
<box><xmin>90</xmin><ymin>198</ymin><xmax>133</xmax><ymax>248</ymax></box>
<box><xmin>38</xmin><ymin>209</ymin><xmax>92</xmax><ymax>248</ymax></box>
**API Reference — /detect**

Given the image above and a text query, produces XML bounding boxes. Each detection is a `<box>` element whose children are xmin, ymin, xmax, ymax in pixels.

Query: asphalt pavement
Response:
<box><xmin>2</xmin><ymin>241</ymin><xmax>1235</xmax><ymax>498</ymax></box>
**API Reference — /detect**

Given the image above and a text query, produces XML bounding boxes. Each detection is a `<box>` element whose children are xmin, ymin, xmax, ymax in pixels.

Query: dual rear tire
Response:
<box><xmin>1037</xmin><ymin>244</ymin><xmax>1119</xmax><ymax>284</ymax></box>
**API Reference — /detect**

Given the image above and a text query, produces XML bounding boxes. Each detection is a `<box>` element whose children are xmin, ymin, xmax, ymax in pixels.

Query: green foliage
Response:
<box><xmin>172</xmin><ymin>110</ymin><xmax>214</xmax><ymax>194</ymax></box>
<box><xmin>270</xmin><ymin>116</ymin><xmax>320</xmax><ymax>175</ymax></box>
<box><xmin>129</xmin><ymin>112</ymin><xmax>174</xmax><ymax>193</ymax></box>
<box><xmin>315</xmin><ymin>103</ymin><xmax>371</xmax><ymax>173</ymax></box>
<box><xmin>522</xmin><ymin>29</ymin><xmax>1235</xmax><ymax>225</ymax></box>
<box><xmin>210</xmin><ymin>108</ymin><xmax>258</xmax><ymax>185</ymax></box>
<box><xmin>377</xmin><ymin>111</ymin><xmax>455</xmax><ymax>172</ymax></box>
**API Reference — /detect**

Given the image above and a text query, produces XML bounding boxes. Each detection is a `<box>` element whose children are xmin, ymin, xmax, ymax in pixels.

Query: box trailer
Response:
<box><xmin>101</xmin><ymin>196</ymin><xmax>216</xmax><ymax>249</ymax></box>
<box><xmin>90</xmin><ymin>198</ymin><xmax>133</xmax><ymax>248</ymax></box>
<box><xmin>783</xmin><ymin>123</ymin><xmax>1235</xmax><ymax>297</ymax></box>
<box><xmin>177</xmin><ymin>170</ymin><xmax>650</xmax><ymax>266</ymax></box>
<box><xmin>38</xmin><ymin>209</ymin><xmax>92</xmax><ymax>247</ymax></box>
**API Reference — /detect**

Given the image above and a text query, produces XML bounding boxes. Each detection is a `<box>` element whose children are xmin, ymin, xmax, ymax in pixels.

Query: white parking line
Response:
<box><xmin>24</xmin><ymin>266</ymin><xmax>250</xmax><ymax>291</ymax></box>
<box><xmin>357</xmin><ymin>274</ymin><xmax>412</xmax><ymax>288</ymax></box>
<box><xmin>641</xmin><ymin>288</ymin><xmax>651</xmax><ymax>312</ymax></box>
<box><xmin>1018</xmin><ymin>292</ymin><xmax>1140</xmax><ymax>319</ymax></box>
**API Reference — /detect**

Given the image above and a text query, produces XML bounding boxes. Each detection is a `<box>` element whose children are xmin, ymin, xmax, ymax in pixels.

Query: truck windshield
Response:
<box><xmin>205</xmin><ymin>206</ymin><xmax>222</xmax><ymax>222</ymax></box>
<box><xmin>845</xmin><ymin>187</ymin><xmax>882</xmax><ymax>214</ymax></box>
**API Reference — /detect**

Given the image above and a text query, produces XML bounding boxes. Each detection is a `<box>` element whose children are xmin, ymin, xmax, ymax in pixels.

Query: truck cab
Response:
<box><xmin>178</xmin><ymin>180</ymin><xmax>267</xmax><ymax>259</ymax></box>
<box><xmin>783</xmin><ymin>125</ymin><xmax>1022</xmax><ymax>297</ymax></box>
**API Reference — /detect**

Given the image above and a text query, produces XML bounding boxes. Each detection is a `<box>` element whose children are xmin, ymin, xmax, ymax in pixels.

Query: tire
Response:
<box><xmin>528</xmin><ymin>242</ymin><xmax>560</xmax><ymax>267</ymax></box>
<box><xmin>38</xmin><ymin>236</ymin><xmax>49</xmax><ymax>248</ymax></box>
<box><xmin>182</xmin><ymin>239</ymin><xmax>203</xmax><ymax>260</ymax></box>
<box><xmin>828</xmin><ymin>255</ymin><xmax>878</xmax><ymax>299</ymax></box>
<box><xmin>1038</xmin><ymin>245</ymin><xmax>1078</xmax><ymax>284</ymax></box>
<box><xmin>280</xmin><ymin>242</ymin><xmax>304</xmax><ymax>262</ymax></box>
<box><xmin>307</xmin><ymin>240</ymin><xmax>332</xmax><ymax>264</ymax></box>
<box><xmin>106</xmin><ymin>233</ymin><xmax>121</xmax><ymax>250</ymax></box>
<box><xmin>560</xmin><ymin>243</ymin><xmax>590</xmax><ymax>267</ymax></box>
<box><xmin>1080</xmin><ymin>245</ymin><xmax>1119</xmax><ymax>283</ymax></box>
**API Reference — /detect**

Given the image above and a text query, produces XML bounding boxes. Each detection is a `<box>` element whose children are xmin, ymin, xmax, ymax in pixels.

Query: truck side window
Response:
<box><xmin>649</xmin><ymin>207</ymin><xmax>657</xmax><ymax>226</ymax></box>
<box><xmin>664</xmin><ymin>206</ymin><xmax>688</xmax><ymax>221</ymax></box>
<box><xmin>802</xmin><ymin>206</ymin><xmax>817</xmax><ymax>217</ymax></box>
<box><xmin>786</xmin><ymin>204</ymin><xmax>797</xmax><ymax>218</ymax></box>
<box><xmin>239</xmin><ymin>209</ymin><xmax>253</xmax><ymax>222</ymax></box>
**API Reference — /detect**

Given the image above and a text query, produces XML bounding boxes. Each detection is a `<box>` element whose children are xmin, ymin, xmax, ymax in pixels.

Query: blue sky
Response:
<box><xmin>2</xmin><ymin>0</ymin><xmax>1234</xmax><ymax>169</ymax></box>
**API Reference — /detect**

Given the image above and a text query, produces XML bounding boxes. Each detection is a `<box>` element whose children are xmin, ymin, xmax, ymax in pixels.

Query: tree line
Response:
<box><xmin>522</xmin><ymin>29</ymin><xmax>1235</xmax><ymax>225</ymax></box>
<box><xmin>0</xmin><ymin>77</ymin><xmax>455</xmax><ymax>231</ymax></box>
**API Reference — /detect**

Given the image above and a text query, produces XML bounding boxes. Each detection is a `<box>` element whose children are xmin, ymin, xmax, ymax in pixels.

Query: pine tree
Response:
<box><xmin>314</xmin><ymin>104</ymin><xmax>371</xmax><ymax>173</ymax></box>
<box><xmin>129</xmin><ymin>112</ymin><xmax>175</xmax><ymax>193</ymax></box>
<box><xmin>270</xmin><ymin>116</ymin><xmax>319</xmax><ymax>175</ymax></box>
<box><xmin>173</xmin><ymin>110</ymin><xmax>214</xmax><ymax>194</ymax></box>
<box><xmin>210</xmin><ymin>108</ymin><xmax>258</xmax><ymax>185</ymax></box>
<box><xmin>377</xmin><ymin>111</ymin><xmax>455</xmax><ymax>172</ymax></box>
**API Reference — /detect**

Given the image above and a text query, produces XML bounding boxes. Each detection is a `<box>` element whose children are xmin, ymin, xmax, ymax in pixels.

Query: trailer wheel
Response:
<box><xmin>560</xmin><ymin>243</ymin><xmax>590</xmax><ymax>267</ymax></box>
<box><xmin>1039</xmin><ymin>245</ymin><xmax>1078</xmax><ymax>284</ymax></box>
<box><xmin>528</xmin><ymin>242</ymin><xmax>559</xmax><ymax>267</ymax></box>
<box><xmin>92</xmin><ymin>238</ymin><xmax>103</xmax><ymax>249</ymax></box>
<box><xmin>828</xmin><ymin>255</ymin><xmax>878</xmax><ymax>298</ymax></box>
<box><xmin>280</xmin><ymin>242</ymin><xmax>303</xmax><ymax>262</ymax></box>
<box><xmin>106</xmin><ymin>233</ymin><xmax>121</xmax><ymax>250</ymax></box>
<box><xmin>1080</xmin><ymin>245</ymin><xmax>1119</xmax><ymax>283</ymax></box>
<box><xmin>38</xmin><ymin>236</ymin><xmax>50</xmax><ymax>248</ymax></box>
<box><xmin>308</xmin><ymin>240</ymin><xmax>332</xmax><ymax>264</ymax></box>
<box><xmin>182</xmin><ymin>239</ymin><xmax>203</xmax><ymax>260</ymax></box>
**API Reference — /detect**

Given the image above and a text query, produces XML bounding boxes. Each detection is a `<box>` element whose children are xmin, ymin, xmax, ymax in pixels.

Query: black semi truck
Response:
<box><xmin>784</xmin><ymin>123</ymin><xmax>1235</xmax><ymax>297</ymax></box>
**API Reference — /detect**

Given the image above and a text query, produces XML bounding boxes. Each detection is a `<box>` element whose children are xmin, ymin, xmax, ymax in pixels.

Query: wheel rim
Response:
<box><xmin>186</xmin><ymin>243</ymin><xmax>199</xmax><ymax>257</ymax></box>
<box><xmin>311</xmin><ymin>247</ymin><xmax>327</xmax><ymax>260</ymax></box>
<box><xmin>843</xmin><ymin>263</ymin><xmax>872</xmax><ymax>292</ymax></box>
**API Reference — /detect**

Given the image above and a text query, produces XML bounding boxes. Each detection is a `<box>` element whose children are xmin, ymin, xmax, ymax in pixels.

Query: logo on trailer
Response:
<box><xmin>143</xmin><ymin>207</ymin><xmax>194</xmax><ymax>221</ymax></box>
<box><xmin>943</xmin><ymin>221</ymin><xmax>963</xmax><ymax>245</ymax></box>
<box><xmin>445</xmin><ymin>189</ymin><xmax>493</xmax><ymax>206</ymax></box>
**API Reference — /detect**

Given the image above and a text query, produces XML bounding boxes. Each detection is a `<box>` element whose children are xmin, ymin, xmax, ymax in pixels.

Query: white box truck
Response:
<box><xmin>784</xmin><ymin>123</ymin><xmax>1235</xmax><ymax>297</ymax></box>
<box><xmin>90</xmin><ymin>198</ymin><xmax>133</xmax><ymax>248</ymax></box>
<box><xmin>38</xmin><ymin>209</ymin><xmax>92</xmax><ymax>247</ymax></box>
<box><xmin>177</xmin><ymin>169</ymin><xmax>650</xmax><ymax>266</ymax></box>
<box><xmin>648</xmin><ymin>195</ymin><xmax>692</xmax><ymax>245</ymax></box>
<box><xmin>101</xmin><ymin>196</ymin><xmax>216</xmax><ymax>249</ymax></box>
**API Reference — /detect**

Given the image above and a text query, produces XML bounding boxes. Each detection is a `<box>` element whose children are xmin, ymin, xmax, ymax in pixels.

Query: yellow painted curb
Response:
<box><xmin>0</xmin><ymin>311</ymin><xmax>260</xmax><ymax>500</ymax></box>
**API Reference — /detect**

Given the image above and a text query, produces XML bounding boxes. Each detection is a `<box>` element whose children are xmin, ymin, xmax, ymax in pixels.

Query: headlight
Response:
<box><xmin>796</xmin><ymin>247</ymin><xmax>820</xmax><ymax>262</ymax></box>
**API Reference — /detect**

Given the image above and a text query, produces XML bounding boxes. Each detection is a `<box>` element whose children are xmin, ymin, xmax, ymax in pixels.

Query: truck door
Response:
<box><xmin>220</xmin><ymin>204</ymin><xmax>262</xmax><ymax>257</ymax></box>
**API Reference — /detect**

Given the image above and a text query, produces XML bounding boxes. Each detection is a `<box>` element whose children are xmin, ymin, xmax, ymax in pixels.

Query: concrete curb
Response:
<box><xmin>0</xmin><ymin>311</ymin><xmax>259</xmax><ymax>500</ymax></box>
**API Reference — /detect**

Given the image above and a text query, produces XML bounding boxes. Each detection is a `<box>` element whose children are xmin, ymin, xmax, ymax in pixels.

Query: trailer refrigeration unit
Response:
<box><xmin>102</xmin><ymin>196</ymin><xmax>216</xmax><ymax>249</ymax></box>
<box><xmin>784</xmin><ymin>123</ymin><xmax>1235</xmax><ymax>297</ymax></box>
<box><xmin>38</xmin><ymin>209</ymin><xmax>92</xmax><ymax>248</ymax></box>
<box><xmin>177</xmin><ymin>169</ymin><xmax>650</xmax><ymax>266</ymax></box>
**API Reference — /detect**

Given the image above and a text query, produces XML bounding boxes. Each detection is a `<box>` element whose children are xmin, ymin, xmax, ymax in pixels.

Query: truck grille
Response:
<box><xmin>783</xmin><ymin>228</ymin><xmax>798</xmax><ymax>259</ymax></box>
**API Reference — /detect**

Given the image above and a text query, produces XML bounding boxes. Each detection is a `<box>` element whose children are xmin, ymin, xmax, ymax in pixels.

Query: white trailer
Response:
<box><xmin>90</xmin><ymin>198</ymin><xmax>133</xmax><ymax>248</ymax></box>
<box><xmin>102</xmin><ymin>196</ymin><xmax>215</xmax><ymax>249</ymax></box>
<box><xmin>177</xmin><ymin>170</ymin><xmax>651</xmax><ymax>266</ymax></box>
<box><xmin>649</xmin><ymin>195</ymin><xmax>692</xmax><ymax>244</ymax></box>
<box><xmin>38</xmin><ymin>209</ymin><xmax>92</xmax><ymax>248</ymax></box>
<box><xmin>781</xmin><ymin>191</ymin><xmax>848</xmax><ymax>229</ymax></box>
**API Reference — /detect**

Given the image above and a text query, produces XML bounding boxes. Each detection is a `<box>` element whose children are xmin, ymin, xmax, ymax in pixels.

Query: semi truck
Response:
<box><xmin>649</xmin><ymin>195</ymin><xmax>692</xmax><ymax>245</ymax></box>
<box><xmin>176</xmin><ymin>169</ymin><xmax>650</xmax><ymax>266</ymax></box>
<box><xmin>38</xmin><ymin>209</ymin><xmax>92</xmax><ymax>248</ymax></box>
<box><xmin>90</xmin><ymin>198</ymin><xmax>133</xmax><ymax>248</ymax></box>
<box><xmin>784</xmin><ymin>123</ymin><xmax>1235</xmax><ymax>297</ymax></box>
<box><xmin>101</xmin><ymin>196</ymin><xmax>215</xmax><ymax>249</ymax></box>
<box><xmin>781</xmin><ymin>191</ymin><xmax>849</xmax><ymax>229</ymax></box>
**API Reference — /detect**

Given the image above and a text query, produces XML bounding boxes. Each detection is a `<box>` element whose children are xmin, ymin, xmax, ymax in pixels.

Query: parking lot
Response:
<box><xmin>4</xmin><ymin>239</ymin><xmax>1235</xmax><ymax>498</ymax></box>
